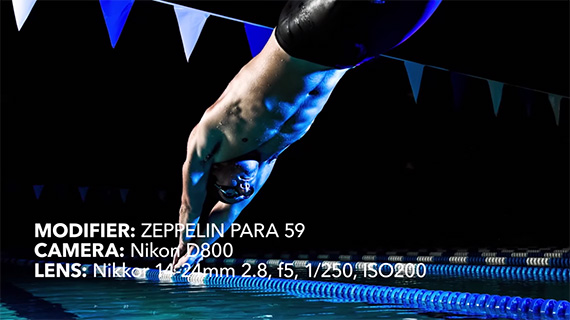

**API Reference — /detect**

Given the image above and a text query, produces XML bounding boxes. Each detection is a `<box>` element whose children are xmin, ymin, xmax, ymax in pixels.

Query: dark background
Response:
<box><xmin>1</xmin><ymin>0</ymin><xmax>569</xmax><ymax>259</ymax></box>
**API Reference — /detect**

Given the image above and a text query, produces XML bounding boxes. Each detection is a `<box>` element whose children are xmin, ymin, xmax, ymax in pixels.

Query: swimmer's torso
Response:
<box><xmin>200</xmin><ymin>32</ymin><xmax>348</xmax><ymax>164</ymax></box>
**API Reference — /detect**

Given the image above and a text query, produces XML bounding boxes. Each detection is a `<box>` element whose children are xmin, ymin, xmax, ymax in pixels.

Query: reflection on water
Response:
<box><xmin>0</xmin><ymin>303</ymin><xmax>27</xmax><ymax>320</ymax></box>
<box><xmin>1</xmin><ymin>276</ymin><xmax>436</xmax><ymax>320</ymax></box>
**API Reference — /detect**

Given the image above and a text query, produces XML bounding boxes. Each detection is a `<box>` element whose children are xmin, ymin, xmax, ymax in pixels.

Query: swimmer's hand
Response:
<box><xmin>172</xmin><ymin>242</ymin><xmax>187</xmax><ymax>271</ymax></box>
<box><xmin>173</xmin><ymin>242</ymin><xmax>203</xmax><ymax>272</ymax></box>
<box><xmin>174</xmin><ymin>254</ymin><xmax>203</xmax><ymax>272</ymax></box>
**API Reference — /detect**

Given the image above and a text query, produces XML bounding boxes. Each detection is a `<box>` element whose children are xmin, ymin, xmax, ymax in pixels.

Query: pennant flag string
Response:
<box><xmin>28</xmin><ymin>184</ymin><xmax>171</xmax><ymax>203</ymax></box>
<box><xmin>153</xmin><ymin>0</ymin><xmax>272</xmax><ymax>30</ymax></box>
<box><xmin>382</xmin><ymin>54</ymin><xmax>448</xmax><ymax>73</ymax></box>
<box><xmin>382</xmin><ymin>53</ymin><xmax>568</xmax><ymax>101</ymax></box>
<box><xmin>154</xmin><ymin>0</ymin><xmax>272</xmax><ymax>59</ymax></box>
<box><xmin>12</xmin><ymin>0</ymin><xmax>37</xmax><ymax>31</ymax></box>
<box><xmin>12</xmin><ymin>0</ymin><xmax>568</xmax><ymax>106</ymax></box>
<box><xmin>449</xmin><ymin>72</ymin><xmax>469</xmax><ymax>112</ymax></box>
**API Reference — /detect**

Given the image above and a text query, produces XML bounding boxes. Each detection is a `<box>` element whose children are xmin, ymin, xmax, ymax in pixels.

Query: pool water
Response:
<box><xmin>1</xmin><ymin>276</ymin><xmax>452</xmax><ymax>320</ymax></box>
<box><xmin>2</xmin><ymin>263</ymin><xmax>569</xmax><ymax>320</ymax></box>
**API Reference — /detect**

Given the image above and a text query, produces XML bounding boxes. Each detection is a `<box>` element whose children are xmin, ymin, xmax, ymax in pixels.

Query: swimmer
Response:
<box><xmin>173</xmin><ymin>0</ymin><xmax>442</xmax><ymax>270</ymax></box>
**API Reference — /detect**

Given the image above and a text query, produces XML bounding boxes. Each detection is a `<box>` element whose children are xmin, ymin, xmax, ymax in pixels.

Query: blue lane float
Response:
<box><xmin>271</xmin><ymin>248</ymin><xmax>570</xmax><ymax>263</ymax></box>
<box><xmin>269</xmin><ymin>253</ymin><xmax>570</xmax><ymax>267</ymax></box>
<box><xmin>5</xmin><ymin>257</ymin><xmax>569</xmax><ymax>319</ymax></box>
<box><xmin>203</xmin><ymin>257</ymin><xmax>569</xmax><ymax>282</ymax></box>
<box><xmin>156</xmin><ymin>268</ymin><xmax>569</xmax><ymax>320</ymax></box>
<box><xmin>6</xmin><ymin>258</ymin><xmax>566</xmax><ymax>320</ymax></box>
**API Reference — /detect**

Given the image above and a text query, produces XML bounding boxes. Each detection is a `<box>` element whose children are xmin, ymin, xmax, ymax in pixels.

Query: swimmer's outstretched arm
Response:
<box><xmin>173</xmin><ymin>124</ymin><xmax>222</xmax><ymax>268</ymax></box>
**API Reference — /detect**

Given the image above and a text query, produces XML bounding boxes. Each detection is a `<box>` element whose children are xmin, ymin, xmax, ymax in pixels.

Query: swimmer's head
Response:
<box><xmin>211</xmin><ymin>160</ymin><xmax>259</xmax><ymax>204</ymax></box>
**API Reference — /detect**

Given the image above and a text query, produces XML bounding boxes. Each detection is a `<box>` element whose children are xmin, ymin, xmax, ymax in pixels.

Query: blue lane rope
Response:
<box><xmin>6</xmin><ymin>258</ymin><xmax>569</xmax><ymax>320</ymax></box>
<box><xmin>199</xmin><ymin>275</ymin><xmax>570</xmax><ymax>319</ymax></box>
<box><xmin>202</xmin><ymin>258</ymin><xmax>569</xmax><ymax>282</ymax></box>
<box><xmin>263</xmin><ymin>251</ymin><xmax>570</xmax><ymax>267</ymax></box>
<box><xmin>292</xmin><ymin>258</ymin><xmax>563</xmax><ymax>280</ymax></box>
<box><xmin>272</xmin><ymin>248</ymin><xmax>570</xmax><ymax>260</ymax></box>
<box><xmin>105</xmin><ymin>264</ymin><xmax>570</xmax><ymax>320</ymax></box>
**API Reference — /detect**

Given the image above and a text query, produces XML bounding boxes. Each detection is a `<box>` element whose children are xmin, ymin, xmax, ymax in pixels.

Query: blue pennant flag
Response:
<box><xmin>78</xmin><ymin>186</ymin><xmax>89</xmax><ymax>203</ymax></box>
<box><xmin>120</xmin><ymin>188</ymin><xmax>129</xmax><ymax>203</ymax></box>
<box><xmin>244</xmin><ymin>23</ymin><xmax>272</xmax><ymax>57</ymax></box>
<box><xmin>404</xmin><ymin>61</ymin><xmax>425</xmax><ymax>104</ymax></box>
<box><xmin>99</xmin><ymin>0</ymin><xmax>135</xmax><ymax>48</ymax></box>
<box><xmin>33</xmin><ymin>185</ymin><xmax>44</xmax><ymax>200</ymax></box>
<box><xmin>450</xmin><ymin>72</ymin><xmax>468</xmax><ymax>111</ymax></box>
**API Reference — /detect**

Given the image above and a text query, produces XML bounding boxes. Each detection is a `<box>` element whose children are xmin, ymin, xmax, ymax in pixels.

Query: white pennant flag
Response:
<box><xmin>548</xmin><ymin>94</ymin><xmax>562</xmax><ymax>126</ymax></box>
<box><xmin>173</xmin><ymin>5</ymin><xmax>210</xmax><ymax>62</ymax></box>
<box><xmin>487</xmin><ymin>80</ymin><xmax>504</xmax><ymax>116</ymax></box>
<box><xmin>404</xmin><ymin>61</ymin><xmax>424</xmax><ymax>104</ymax></box>
<box><xmin>12</xmin><ymin>0</ymin><xmax>37</xmax><ymax>31</ymax></box>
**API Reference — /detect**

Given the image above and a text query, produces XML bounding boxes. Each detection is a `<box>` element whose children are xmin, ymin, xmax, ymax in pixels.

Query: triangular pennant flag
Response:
<box><xmin>487</xmin><ymin>80</ymin><xmax>504</xmax><ymax>116</ymax></box>
<box><xmin>404</xmin><ymin>61</ymin><xmax>424</xmax><ymax>103</ymax></box>
<box><xmin>99</xmin><ymin>0</ymin><xmax>135</xmax><ymax>48</ymax></box>
<box><xmin>450</xmin><ymin>72</ymin><xmax>468</xmax><ymax>111</ymax></box>
<box><xmin>12</xmin><ymin>0</ymin><xmax>37</xmax><ymax>31</ymax></box>
<box><xmin>78</xmin><ymin>186</ymin><xmax>89</xmax><ymax>203</ymax></box>
<box><xmin>521</xmin><ymin>88</ymin><xmax>534</xmax><ymax>118</ymax></box>
<box><xmin>173</xmin><ymin>5</ymin><xmax>210</xmax><ymax>62</ymax></box>
<box><xmin>548</xmin><ymin>94</ymin><xmax>562</xmax><ymax>126</ymax></box>
<box><xmin>119</xmin><ymin>188</ymin><xmax>129</xmax><ymax>203</ymax></box>
<box><xmin>244</xmin><ymin>23</ymin><xmax>272</xmax><ymax>57</ymax></box>
<box><xmin>33</xmin><ymin>185</ymin><xmax>44</xmax><ymax>200</ymax></box>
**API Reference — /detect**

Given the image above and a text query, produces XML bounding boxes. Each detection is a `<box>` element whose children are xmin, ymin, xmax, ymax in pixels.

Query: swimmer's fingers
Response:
<box><xmin>172</xmin><ymin>243</ymin><xmax>187</xmax><ymax>270</ymax></box>
<box><xmin>174</xmin><ymin>253</ymin><xmax>190</xmax><ymax>272</ymax></box>
<box><xmin>174</xmin><ymin>253</ymin><xmax>204</xmax><ymax>272</ymax></box>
